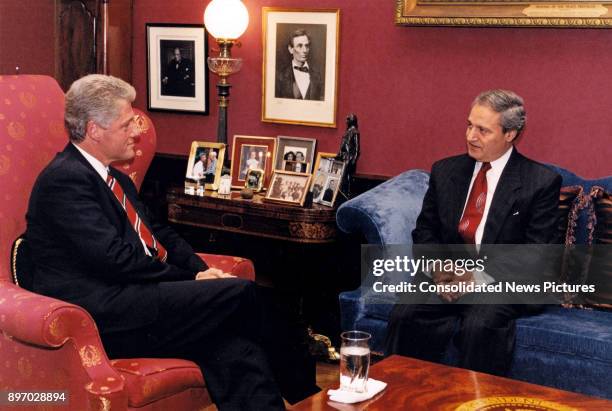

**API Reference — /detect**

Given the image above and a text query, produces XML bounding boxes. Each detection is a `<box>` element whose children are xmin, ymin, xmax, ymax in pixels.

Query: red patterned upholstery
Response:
<box><xmin>198</xmin><ymin>254</ymin><xmax>255</xmax><ymax>281</ymax></box>
<box><xmin>0</xmin><ymin>75</ymin><xmax>254</xmax><ymax>410</ymax></box>
<box><xmin>111</xmin><ymin>358</ymin><xmax>208</xmax><ymax>408</ymax></box>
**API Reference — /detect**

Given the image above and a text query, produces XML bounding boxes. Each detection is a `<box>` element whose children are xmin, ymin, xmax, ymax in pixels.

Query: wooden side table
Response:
<box><xmin>166</xmin><ymin>187</ymin><xmax>339</xmax><ymax>243</ymax></box>
<box><xmin>166</xmin><ymin>187</ymin><xmax>360</xmax><ymax>346</ymax></box>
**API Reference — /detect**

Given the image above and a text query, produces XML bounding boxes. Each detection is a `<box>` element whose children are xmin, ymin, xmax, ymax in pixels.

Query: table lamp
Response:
<box><xmin>204</xmin><ymin>0</ymin><xmax>249</xmax><ymax>174</ymax></box>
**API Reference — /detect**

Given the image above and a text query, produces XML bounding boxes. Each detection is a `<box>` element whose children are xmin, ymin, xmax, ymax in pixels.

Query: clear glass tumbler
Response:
<box><xmin>339</xmin><ymin>331</ymin><xmax>371</xmax><ymax>393</ymax></box>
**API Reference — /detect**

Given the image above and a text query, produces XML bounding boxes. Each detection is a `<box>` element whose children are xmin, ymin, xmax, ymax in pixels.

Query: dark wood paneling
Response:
<box><xmin>55</xmin><ymin>0</ymin><xmax>97</xmax><ymax>91</ymax></box>
<box><xmin>54</xmin><ymin>0</ymin><xmax>132</xmax><ymax>91</ymax></box>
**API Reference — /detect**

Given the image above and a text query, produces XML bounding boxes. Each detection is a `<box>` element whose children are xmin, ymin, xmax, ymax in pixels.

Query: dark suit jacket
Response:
<box><xmin>275</xmin><ymin>64</ymin><xmax>324</xmax><ymax>101</ymax></box>
<box><xmin>413</xmin><ymin>149</ymin><xmax>561</xmax><ymax>246</ymax></box>
<box><xmin>26</xmin><ymin>144</ymin><xmax>206</xmax><ymax>333</ymax></box>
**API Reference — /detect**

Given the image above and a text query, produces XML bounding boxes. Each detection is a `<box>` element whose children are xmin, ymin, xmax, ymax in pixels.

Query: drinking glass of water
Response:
<box><xmin>340</xmin><ymin>330</ymin><xmax>371</xmax><ymax>393</ymax></box>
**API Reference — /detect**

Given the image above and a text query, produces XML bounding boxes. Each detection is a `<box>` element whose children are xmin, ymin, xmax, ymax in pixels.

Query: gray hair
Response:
<box><xmin>472</xmin><ymin>89</ymin><xmax>526</xmax><ymax>139</ymax></box>
<box><xmin>64</xmin><ymin>74</ymin><xmax>136</xmax><ymax>143</ymax></box>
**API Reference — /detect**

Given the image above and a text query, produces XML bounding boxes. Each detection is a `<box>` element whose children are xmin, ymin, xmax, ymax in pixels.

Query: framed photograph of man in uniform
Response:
<box><xmin>146</xmin><ymin>24</ymin><xmax>209</xmax><ymax>114</ymax></box>
<box><xmin>185</xmin><ymin>141</ymin><xmax>226</xmax><ymax>190</ymax></box>
<box><xmin>262</xmin><ymin>8</ymin><xmax>340</xmax><ymax>128</ymax></box>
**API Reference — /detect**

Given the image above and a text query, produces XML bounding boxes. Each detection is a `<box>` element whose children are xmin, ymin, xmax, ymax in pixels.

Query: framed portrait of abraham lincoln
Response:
<box><xmin>262</xmin><ymin>8</ymin><xmax>340</xmax><ymax>127</ymax></box>
<box><xmin>146</xmin><ymin>23</ymin><xmax>209</xmax><ymax>114</ymax></box>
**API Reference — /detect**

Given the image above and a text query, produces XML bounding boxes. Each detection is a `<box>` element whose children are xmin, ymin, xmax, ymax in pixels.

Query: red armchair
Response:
<box><xmin>0</xmin><ymin>75</ymin><xmax>254</xmax><ymax>410</ymax></box>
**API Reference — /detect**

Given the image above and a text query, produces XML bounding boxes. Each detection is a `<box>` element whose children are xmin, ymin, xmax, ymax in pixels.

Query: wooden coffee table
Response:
<box><xmin>290</xmin><ymin>355</ymin><xmax>612</xmax><ymax>410</ymax></box>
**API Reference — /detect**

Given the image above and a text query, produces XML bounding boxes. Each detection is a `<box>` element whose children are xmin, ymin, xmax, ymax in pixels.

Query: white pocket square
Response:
<box><xmin>512</xmin><ymin>211</ymin><xmax>520</xmax><ymax>216</ymax></box>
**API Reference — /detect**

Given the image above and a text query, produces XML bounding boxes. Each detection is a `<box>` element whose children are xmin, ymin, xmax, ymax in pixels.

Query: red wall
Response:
<box><xmin>2</xmin><ymin>1</ymin><xmax>609</xmax><ymax>178</ymax></box>
<box><xmin>0</xmin><ymin>1</ymin><xmax>55</xmax><ymax>76</ymax></box>
<box><xmin>133</xmin><ymin>1</ymin><xmax>611</xmax><ymax>178</ymax></box>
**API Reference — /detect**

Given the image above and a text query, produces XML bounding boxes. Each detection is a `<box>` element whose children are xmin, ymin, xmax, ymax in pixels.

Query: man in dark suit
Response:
<box><xmin>275</xmin><ymin>29</ymin><xmax>324</xmax><ymax>101</ymax></box>
<box><xmin>162</xmin><ymin>47</ymin><xmax>195</xmax><ymax>97</ymax></box>
<box><xmin>385</xmin><ymin>89</ymin><xmax>561</xmax><ymax>376</ymax></box>
<box><xmin>26</xmin><ymin>74</ymin><xmax>317</xmax><ymax>410</ymax></box>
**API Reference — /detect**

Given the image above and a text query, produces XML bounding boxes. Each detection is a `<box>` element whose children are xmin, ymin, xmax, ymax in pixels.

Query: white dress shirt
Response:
<box><xmin>73</xmin><ymin>143</ymin><xmax>150</xmax><ymax>255</ymax></box>
<box><xmin>461</xmin><ymin>146</ymin><xmax>513</xmax><ymax>246</ymax></box>
<box><xmin>461</xmin><ymin>146</ymin><xmax>513</xmax><ymax>283</ymax></box>
<box><xmin>292</xmin><ymin>60</ymin><xmax>310</xmax><ymax>99</ymax></box>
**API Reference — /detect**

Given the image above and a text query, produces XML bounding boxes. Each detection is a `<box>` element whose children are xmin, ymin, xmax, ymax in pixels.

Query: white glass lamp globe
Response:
<box><xmin>204</xmin><ymin>0</ymin><xmax>249</xmax><ymax>40</ymax></box>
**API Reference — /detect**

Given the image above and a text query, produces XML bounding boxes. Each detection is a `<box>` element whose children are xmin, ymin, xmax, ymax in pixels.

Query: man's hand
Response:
<box><xmin>432</xmin><ymin>269</ymin><xmax>455</xmax><ymax>285</ymax></box>
<box><xmin>435</xmin><ymin>270</ymin><xmax>475</xmax><ymax>303</ymax></box>
<box><xmin>195</xmin><ymin>268</ymin><xmax>235</xmax><ymax>281</ymax></box>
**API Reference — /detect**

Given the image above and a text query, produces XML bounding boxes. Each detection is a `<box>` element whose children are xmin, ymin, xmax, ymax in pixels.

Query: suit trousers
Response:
<box><xmin>101</xmin><ymin>278</ymin><xmax>318</xmax><ymax>410</ymax></box>
<box><xmin>385</xmin><ymin>301</ymin><xmax>531</xmax><ymax>376</ymax></box>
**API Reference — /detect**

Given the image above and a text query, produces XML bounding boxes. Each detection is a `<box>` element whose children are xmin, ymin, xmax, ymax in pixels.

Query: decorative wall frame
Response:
<box><xmin>262</xmin><ymin>8</ymin><xmax>340</xmax><ymax>127</ymax></box>
<box><xmin>395</xmin><ymin>0</ymin><xmax>612</xmax><ymax>28</ymax></box>
<box><xmin>146</xmin><ymin>24</ymin><xmax>209</xmax><ymax>114</ymax></box>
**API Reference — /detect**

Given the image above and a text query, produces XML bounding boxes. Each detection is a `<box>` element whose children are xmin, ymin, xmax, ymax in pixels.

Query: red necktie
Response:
<box><xmin>458</xmin><ymin>162</ymin><xmax>491</xmax><ymax>244</ymax></box>
<box><xmin>107</xmin><ymin>174</ymin><xmax>168</xmax><ymax>262</ymax></box>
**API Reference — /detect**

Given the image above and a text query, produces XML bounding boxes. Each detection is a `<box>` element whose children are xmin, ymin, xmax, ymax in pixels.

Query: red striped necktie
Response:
<box><xmin>106</xmin><ymin>174</ymin><xmax>168</xmax><ymax>262</ymax></box>
<box><xmin>458</xmin><ymin>162</ymin><xmax>491</xmax><ymax>244</ymax></box>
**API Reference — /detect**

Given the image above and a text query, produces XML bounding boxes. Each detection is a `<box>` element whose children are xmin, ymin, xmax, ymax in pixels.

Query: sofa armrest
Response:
<box><xmin>337</xmin><ymin>169</ymin><xmax>430</xmax><ymax>244</ymax></box>
<box><xmin>197</xmin><ymin>253</ymin><xmax>255</xmax><ymax>281</ymax></box>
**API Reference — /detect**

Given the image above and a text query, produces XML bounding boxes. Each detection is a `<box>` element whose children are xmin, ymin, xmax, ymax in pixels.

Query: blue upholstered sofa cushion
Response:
<box><xmin>336</xmin><ymin>169</ymin><xmax>429</xmax><ymax>245</ymax></box>
<box><xmin>337</xmin><ymin>164</ymin><xmax>612</xmax><ymax>399</ymax></box>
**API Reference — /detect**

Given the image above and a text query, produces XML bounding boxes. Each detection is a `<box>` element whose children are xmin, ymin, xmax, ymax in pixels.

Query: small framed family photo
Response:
<box><xmin>186</xmin><ymin>141</ymin><xmax>226</xmax><ymax>190</ymax></box>
<box><xmin>274</xmin><ymin>136</ymin><xmax>316</xmax><ymax>174</ymax></box>
<box><xmin>146</xmin><ymin>23</ymin><xmax>209</xmax><ymax>114</ymax></box>
<box><xmin>245</xmin><ymin>169</ymin><xmax>265</xmax><ymax>192</ymax></box>
<box><xmin>262</xmin><ymin>8</ymin><xmax>340</xmax><ymax>128</ymax></box>
<box><xmin>265</xmin><ymin>171</ymin><xmax>312</xmax><ymax>207</ymax></box>
<box><xmin>311</xmin><ymin>152</ymin><xmax>345</xmax><ymax>207</ymax></box>
<box><xmin>231</xmin><ymin>135</ymin><xmax>277</xmax><ymax>189</ymax></box>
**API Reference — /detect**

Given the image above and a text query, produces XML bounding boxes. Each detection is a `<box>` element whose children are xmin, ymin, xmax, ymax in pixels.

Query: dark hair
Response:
<box><xmin>284</xmin><ymin>151</ymin><xmax>296</xmax><ymax>160</ymax></box>
<box><xmin>288</xmin><ymin>29</ymin><xmax>311</xmax><ymax>48</ymax></box>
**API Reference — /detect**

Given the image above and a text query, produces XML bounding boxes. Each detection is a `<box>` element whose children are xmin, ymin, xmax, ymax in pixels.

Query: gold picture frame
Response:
<box><xmin>262</xmin><ymin>8</ymin><xmax>340</xmax><ymax>127</ymax></box>
<box><xmin>395</xmin><ymin>0</ymin><xmax>612</xmax><ymax>28</ymax></box>
<box><xmin>310</xmin><ymin>153</ymin><xmax>346</xmax><ymax>207</ymax></box>
<box><xmin>245</xmin><ymin>168</ymin><xmax>265</xmax><ymax>192</ymax></box>
<box><xmin>230</xmin><ymin>135</ymin><xmax>276</xmax><ymax>189</ymax></box>
<box><xmin>265</xmin><ymin>171</ymin><xmax>312</xmax><ymax>207</ymax></box>
<box><xmin>186</xmin><ymin>141</ymin><xmax>226</xmax><ymax>190</ymax></box>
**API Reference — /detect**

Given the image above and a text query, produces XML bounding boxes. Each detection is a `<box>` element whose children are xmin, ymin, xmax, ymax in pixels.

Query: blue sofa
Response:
<box><xmin>337</xmin><ymin>165</ymin><xmax>612</xmax><ymax>399</ymax></box>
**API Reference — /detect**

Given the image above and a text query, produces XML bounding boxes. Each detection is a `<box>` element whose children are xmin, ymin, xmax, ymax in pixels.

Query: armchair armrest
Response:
<box><xmin>197</xmin><ymin>253</ymin><xmax>255</xmax><ymax>281</ymax></box>
<box><xmin>0</xmin><ymin>281</ymin><xmax>96</xmax><ymax>347</ymax></box>
<box><xmin>0</xmin><ymin>281</ymin><xmax>128</xmax><ymax>408</ymax></box>
<box><xmin>336</xmin><ymin>169</ymin><xmax>430</xmax><ymax>245</ymax></box>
